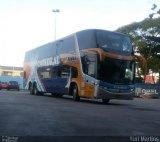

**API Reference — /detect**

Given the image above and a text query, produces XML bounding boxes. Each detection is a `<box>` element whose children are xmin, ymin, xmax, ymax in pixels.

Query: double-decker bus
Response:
<box><xmin>24</xmin><ymin>29</ymin><xmax>136</xmax><ymax>103</ymax></box>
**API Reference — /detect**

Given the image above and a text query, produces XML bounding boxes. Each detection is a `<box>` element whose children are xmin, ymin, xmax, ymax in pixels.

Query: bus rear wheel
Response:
<box><xmin>72</xmin><ymin>85</ymin><xmax>80</xmax><ymax>101</ymax></box>
<box><xmin>33</xmin><ymin>85</ymin><xmax>38</xmax><ymax>95</ymax></box>
<box><xmin>33</xmin><ymin>84</ymin><xmax>43</xmax><ymax>96</ymax></box>
<box><xmin>29</xmin><ymin>83</ymin><xmax>34</xmax><ymax>95</ymax></box>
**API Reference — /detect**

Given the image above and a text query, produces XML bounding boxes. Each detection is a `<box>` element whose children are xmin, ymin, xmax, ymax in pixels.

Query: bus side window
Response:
<box><xmin>71</xmin><ymin>67</ymin><xmax>78</xmax><ymax>78</ymax></box>
<box><xmin>81</xmin><ymin>55</ymin><xmax>88</xmax><ymax>74</ymax></box>
<box><xmin>82</xmin><ymin>53</ymin><xmax>97</xmax><ymax>78</ymax></box>
<box><xmin>51</xmin><ymin>68</ymin><xmax>58</xmax><ymax>78</ymax></box>
<box><xmin>60</xmin><ymin>66</ymin><xmax>70</xmax><ymax>78</ymax></box>
<box><xmin>38</xmin><ymin>67</ymin><xmax>50</xmax><ymax>79</ymax></box>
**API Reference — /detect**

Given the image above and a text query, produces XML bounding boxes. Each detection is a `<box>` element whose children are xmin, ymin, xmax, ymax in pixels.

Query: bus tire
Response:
<box><xmin>33</xmin><ymin>84</ymin><xmax>42</xmax><ymax>96</ymax></box>
<box><xmin>33</xmin><ymin>85</ymin><xmax>37</xmax><ymax>95</ymax></box>
<box><xmin>102</xmin><ymin>99</ymin><xmax>110</xmax><ymax>104</ymax></box>
<box><xmin>29</xmin><ymin>83</ymin><xmax>33</xmax><ymax>95</ymax></box>
<box><xmin>30</xmin><ymin>87</ymin><xmax>34</xmax><ymax>95</ymax></box>
<box><xmin>30</xmin><ymin>89</ymin><xmax>34</xmax><ymax>95</ymax></box>
<box><xmin>72</xmin><ymin>85</ymin><xmax>80</xmax><ymax>101</ymax></box>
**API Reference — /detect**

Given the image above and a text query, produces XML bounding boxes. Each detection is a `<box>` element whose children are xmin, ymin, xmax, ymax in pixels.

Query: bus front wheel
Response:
<box><xmin>72</xmin><ymin>85</ymin><xmax>80</xmax><ymax>101</ymax></box>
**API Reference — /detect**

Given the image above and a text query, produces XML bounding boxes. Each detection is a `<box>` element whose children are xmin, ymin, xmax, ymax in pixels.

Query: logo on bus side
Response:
<box><xmin>67</xmin><ymin>56</ymin><xmax>77</xmax><ymax>62</ymax></box>
<box><xmin>37</xmin><ymin>56</ymin><xmax>60</xmax><ymax>67</ymax></box>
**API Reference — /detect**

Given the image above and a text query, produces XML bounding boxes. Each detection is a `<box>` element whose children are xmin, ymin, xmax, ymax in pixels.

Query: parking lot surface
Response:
<box><xmin>0</xmin><ymin>90</ymin><xmax>160</xmax><ymax>141</ymax></box>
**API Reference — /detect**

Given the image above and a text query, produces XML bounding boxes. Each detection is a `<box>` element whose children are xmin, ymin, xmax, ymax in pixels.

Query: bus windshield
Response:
<box><xmin>96</xmin><ymin>31</ymin><xmax>132</xmax><ymax>55</ymax></box>
<box><xmin>98</xmin><ymin>58</ymin><xmax>134</xmax><ymax>84</ymax></box>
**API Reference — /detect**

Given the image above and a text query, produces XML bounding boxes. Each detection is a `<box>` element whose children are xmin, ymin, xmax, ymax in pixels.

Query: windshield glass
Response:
<box><xmin>96</xmin><ymin>31</ymin><xmax>132</xmax><ymax>55</ymax></box>
<box><xmin>98</xmin><ymin>58</ymin><xmax>134</xmax><ymax>84</ymax></box>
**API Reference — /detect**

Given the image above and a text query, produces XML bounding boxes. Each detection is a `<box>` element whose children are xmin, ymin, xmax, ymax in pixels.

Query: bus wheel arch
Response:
<box><xmin>69</xmin><ymin>82</ymin><xmax>80</xmax><ymax>101</ymax></box>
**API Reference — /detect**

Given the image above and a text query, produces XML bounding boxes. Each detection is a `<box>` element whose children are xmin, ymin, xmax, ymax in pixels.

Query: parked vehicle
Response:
<box><xmin>0</xmin><ymin>81</ymin><xmax>2</xmax><ymax>90</ymax></box>
<box><xmin>0</xmin><ymin>82</ymin><xmax>9</xmax><ymax>90</ymax></box>
<box><xmin>8</xmin><ymin>81</ymin><xmax>20</xmax><ymax>91</ymax></box>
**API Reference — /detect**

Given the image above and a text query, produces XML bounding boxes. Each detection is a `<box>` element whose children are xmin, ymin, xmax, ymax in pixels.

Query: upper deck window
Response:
<box><xmin>76</xmin><ymin>29</ymin><xmax>132</xmax><ymax>55</ymax></box>
<box><xmin>96</xmin><ymin>31</ymin><xmax>132</xmax><ymax>55</ymax></box>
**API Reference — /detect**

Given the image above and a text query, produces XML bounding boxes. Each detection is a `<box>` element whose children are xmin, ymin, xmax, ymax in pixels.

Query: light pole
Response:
<box><xmin>52</xmin><ymin>9</ymin><xmax>60</xmax><ymax>40</ymax></box>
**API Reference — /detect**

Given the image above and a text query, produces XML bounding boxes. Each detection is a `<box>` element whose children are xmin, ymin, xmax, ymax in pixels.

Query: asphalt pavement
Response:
<box><xmin>0</xmin><ymin>90</ymin><xmax>160</xmax><ymax>141</ymax></box>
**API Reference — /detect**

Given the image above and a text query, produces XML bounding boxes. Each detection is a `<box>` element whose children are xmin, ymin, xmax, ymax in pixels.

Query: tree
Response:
<box><xmin>116</xmin><ymin>4</ymin><xmax>160</xmax><ymax>84</ymax></box>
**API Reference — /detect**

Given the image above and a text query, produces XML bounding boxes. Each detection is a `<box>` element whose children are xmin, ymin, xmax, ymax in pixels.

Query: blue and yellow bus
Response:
<box><xmin>24</xmin><ymin>29</ymin><xmax>137</xmax><ymax>103</ymax></box>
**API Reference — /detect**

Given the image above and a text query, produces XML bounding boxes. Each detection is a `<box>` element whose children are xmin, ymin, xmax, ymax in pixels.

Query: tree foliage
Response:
<box><xmin>116</xmin><ymin>4</ymin><xmax>160</xmax><ymax>80</ymax></box>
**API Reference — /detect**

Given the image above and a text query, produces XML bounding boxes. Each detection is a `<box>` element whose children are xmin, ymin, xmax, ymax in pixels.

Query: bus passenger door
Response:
<box><xmin>81</xmin><ymin>52</ymin><xmax>98</xmax><ymax>97</ymax></box>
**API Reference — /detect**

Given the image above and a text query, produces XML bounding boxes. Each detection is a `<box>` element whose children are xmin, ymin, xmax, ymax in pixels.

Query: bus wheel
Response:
<box><xmin>30</xmin><ymin>88</ymin><xmax>34</xmax><ymax>95</ymax></box>
<box><xmin>29</xmin><ymin>83</ymin><xmax>33</xmax><ymax>95</ymax></box>
<box><xmin>33</xmin><ymin>84</ymin><xmax>42</xmax><ymax>96</ymax></box>
<box><xmin>102</xmin><ymin>99</ymin><xmax>110</xmax><ymax>104</ymax></box>
<box><xmin>33</xmin><ymin>85</ymin><xmax>38</xmax><ymax>95</ymax></box>
<box><xmin>30</xmin><ymin>86</ymin><xmax>34</xmax><ymax>95</ymax></box>
<box><xmin>72</xmin><ymin>85</ymin><xmax>80</xmax><ymax>101</ymax></box>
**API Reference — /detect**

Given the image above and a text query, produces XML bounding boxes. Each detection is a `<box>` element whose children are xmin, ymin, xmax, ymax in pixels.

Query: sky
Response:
<box><xmin>0</xmin><ymin>0</ymin><xmax>159</xmax><ymax>67</ymax></box>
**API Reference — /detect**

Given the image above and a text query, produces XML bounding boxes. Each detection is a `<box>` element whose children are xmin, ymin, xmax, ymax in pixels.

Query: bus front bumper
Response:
<box><xmin>96</xmin><ymin>86</ymin><xmax>134</xmax><ymax>100</ymax></box>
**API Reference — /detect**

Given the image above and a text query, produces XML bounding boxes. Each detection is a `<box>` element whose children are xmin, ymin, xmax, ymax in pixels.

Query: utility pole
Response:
<box><xmin>52</xmin><ymin>9</ymin><xmax>60</xmax><ymax>40</ymax></box>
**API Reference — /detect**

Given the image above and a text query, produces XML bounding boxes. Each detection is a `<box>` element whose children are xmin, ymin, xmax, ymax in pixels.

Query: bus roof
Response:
<box><xmin>26</xmin><ymin>29</ymin><xmax>126</xmax><ymax>53</ymax></box>
<box><xmin>24</xmin><ymin>29</ymin><xmax>128</xmax><ymax>62</ymax></box>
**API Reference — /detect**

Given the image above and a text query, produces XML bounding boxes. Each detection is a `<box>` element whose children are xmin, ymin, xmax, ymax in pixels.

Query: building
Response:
<box><xmin>0</xmin><ymin>66</ymin><xmax>24</xmax><ymax>89</ymax></box>
<box><xmin>145</xmin><ymin>73</ymin><xmax>159</xmax><ymax>84</ymax></box>
<box><xmin>0</xmin><ymin>66</ymin><xmax>23</xmax><ymax>77</ymax></box>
